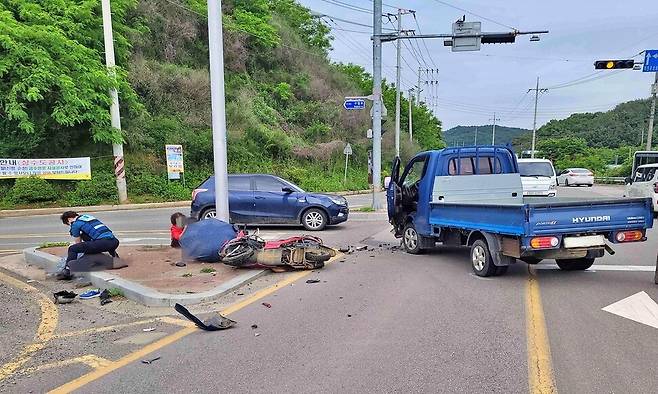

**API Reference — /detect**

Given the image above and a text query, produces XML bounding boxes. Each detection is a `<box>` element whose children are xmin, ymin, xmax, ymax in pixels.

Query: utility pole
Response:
<box><xmin>408</xmin><ymin>89</ymin><xmax>414</xmax><ymax>141</ymax></box>
<box><xmin>474</xmin><ymin>126</ymin><xmax>478</xmax><ymax>145</ymax></box>
<box><xmin>490</xmin><ymin>113</ymin><xmax>500</xmax><ymax>144</ymax></box>
<box><xmin>394</xmin><ymin>9</ymin><xmax>402</xmax><ymax>156</ymax></box>
<box><xmin>647</xmin><ymin>72</ymin><xmax>657</xmax><ymax>151</ymax></box>
<box><xmin>208</xmin><ymin>0</ymin><xmax>230</xmax><ymax>221</ymax></box>
<box><xmin>528</xmin><ymin>76</ymin><xmax>548</xmax><ymax>158</ymax></box>
<box><xmin>416</xmin><ymin>67</ymin><xmax>422</xmax><ymax>103</ymax></box>
<box><xmin>101</xmin><ymin>0</ymin><xmax>127</xmax><ymax>204</ymax></box>
<box><xmin>371</xmin><ymin>0</ymin><xmax>383</xmax><ymax>209</ymax></box>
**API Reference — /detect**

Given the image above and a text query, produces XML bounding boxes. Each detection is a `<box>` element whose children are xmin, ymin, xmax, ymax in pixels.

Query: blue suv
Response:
<box><xmin>190</xmin><ymin>174</ymin><xmax>349</xmax><ymax>231</ymax></box>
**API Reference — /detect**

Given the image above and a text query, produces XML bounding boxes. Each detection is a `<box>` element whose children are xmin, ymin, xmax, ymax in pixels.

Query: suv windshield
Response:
<box><xmin>518</xmin><ymin>162</ymin><xmax>554</xmax><ymax>177</ymax></box>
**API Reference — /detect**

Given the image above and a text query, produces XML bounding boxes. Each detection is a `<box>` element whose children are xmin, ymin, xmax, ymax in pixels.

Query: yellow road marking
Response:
<box><xmin>526</xmin><ymin>268</ymin><xmax>557</xmax><ymax>394</ymax></box>
<box><xmin>0</xmin><ymin>271</ymin><xmax>58</xmax><ymax>381</ymax></box>
<box><xmin>49</xmin><ymin>255</ymin><xmax>340</xmax><ymax>393</ymax></box>
<box><xmin>19</xmin><ymin>355</ymin><xmax>111</xmax><ymax>375</ymax></box>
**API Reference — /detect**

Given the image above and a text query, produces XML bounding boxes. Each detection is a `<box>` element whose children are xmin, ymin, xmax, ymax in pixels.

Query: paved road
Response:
<box><xmin>4</xmin><ymin>183</ymin><xmax>658</xmax><ymax>393</ymax></box>
<box><xmin>0</xmin><ymin>193</ymin><xmax>388</xmax><ymax>253</ymax></box>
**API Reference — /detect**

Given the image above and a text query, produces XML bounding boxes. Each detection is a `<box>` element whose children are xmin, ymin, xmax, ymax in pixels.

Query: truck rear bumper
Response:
<box><xmin>519</xmin><ymin>247</ymin><xmax>605</xmax><ymax>260</ymax></box>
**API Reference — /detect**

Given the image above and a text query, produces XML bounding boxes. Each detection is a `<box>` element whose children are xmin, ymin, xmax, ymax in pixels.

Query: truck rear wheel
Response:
<box><xmin>402</xmin><ymin>223</ymin><xmax>423</xmax><ymax>254</ymax></box>
<box><xmin>555</xmin><ymin>258</ymin><xmax>595</xmax><ymax>271</ymax></box>
<box><xmin>470</xmin><ymin>239</ymin><xmax>497</xmax><ymax>277</ymax></box>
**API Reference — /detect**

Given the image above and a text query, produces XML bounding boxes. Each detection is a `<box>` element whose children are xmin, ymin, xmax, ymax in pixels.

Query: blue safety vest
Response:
<box><xmin>70</xmin><ymin>215</ymin><xmax>115</xmax><ymax>240</ymax></box>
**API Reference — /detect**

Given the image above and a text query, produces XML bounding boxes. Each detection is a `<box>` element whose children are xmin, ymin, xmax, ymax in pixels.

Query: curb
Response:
<box><xmin>22</xmin><ymin>247</ymin><xmax>267</xmax><ymax>307</ymax></box>
<box><xmin>1</xmin><ymin>201</ymin><xmax>191</xmax><ymax>219</ymax></box>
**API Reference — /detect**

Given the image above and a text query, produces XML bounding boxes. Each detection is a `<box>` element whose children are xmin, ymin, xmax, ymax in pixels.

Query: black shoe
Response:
<box><xmin>55</xmin><ymin>268</ymin><xmax>73</xmax><ymax>280</ymax></box>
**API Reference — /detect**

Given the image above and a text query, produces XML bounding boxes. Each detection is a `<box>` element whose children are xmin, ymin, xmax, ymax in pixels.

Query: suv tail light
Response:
<box><xmin>530</xmin><ymin>236</ymin><xmax>559</xmax><ymax>249</ymax></box>
<box><xmin>616</xmin><ymin>230</ymin><xmax>643</xmax><ymax>242</ymax></box>
<box><xmin>192</xmin><ymin>188</ymin><xmax>208</xmax><ymax>201</ymax></box>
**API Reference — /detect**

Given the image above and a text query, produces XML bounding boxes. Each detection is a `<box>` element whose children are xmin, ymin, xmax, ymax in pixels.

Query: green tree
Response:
<box><xmin>0</xmin><ymin>0</ymin><xmax>141</xmax><ymax>151</ymax></box>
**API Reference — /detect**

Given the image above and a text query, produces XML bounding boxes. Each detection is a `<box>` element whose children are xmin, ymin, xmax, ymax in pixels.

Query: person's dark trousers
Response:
<box><xmin>66</xmin><ymin>238</ymin><xmax>120</xmax><ymax>263</ymax></box>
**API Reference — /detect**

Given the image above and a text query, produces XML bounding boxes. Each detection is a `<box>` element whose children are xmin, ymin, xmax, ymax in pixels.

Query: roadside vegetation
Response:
<box><xmin>0</xmin><ymin>0</ymin><xmax>443</xmax><ymax>209</ymax></box>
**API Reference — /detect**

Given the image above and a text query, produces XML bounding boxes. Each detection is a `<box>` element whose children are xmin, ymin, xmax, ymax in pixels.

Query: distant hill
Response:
<box><xmin>443</xmin><ymin>125</ymin><xmax>531</xmax><ymax>146</ymax></box>
<box><xmin>513</xmin><ymin>99</ymin><xmax>655</xmax><ymax>149</ymax></box>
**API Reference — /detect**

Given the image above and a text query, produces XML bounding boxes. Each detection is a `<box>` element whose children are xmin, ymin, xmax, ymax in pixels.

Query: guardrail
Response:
<box><xmin>594</xmin><ymin>177</ymin><xmax>626</xmax><ymax>185</ymax></box>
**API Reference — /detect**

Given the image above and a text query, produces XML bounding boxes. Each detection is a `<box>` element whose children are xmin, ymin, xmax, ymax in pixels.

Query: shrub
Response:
<box><xmin>4</xmin><ymin>177</ymin><xmax>57</xmax><ymax>204</ymax></box>
<box><xmin>67</xmin><ymin>173</ymin><xmax>118</xmax><ymax>206</ymax></box>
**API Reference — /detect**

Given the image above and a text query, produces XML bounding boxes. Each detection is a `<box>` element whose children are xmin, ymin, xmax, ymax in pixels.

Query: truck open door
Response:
<box><xmin>387</xmin><ymin>156</ymin><xmax>403</xmax><ymax>236</ymax></box>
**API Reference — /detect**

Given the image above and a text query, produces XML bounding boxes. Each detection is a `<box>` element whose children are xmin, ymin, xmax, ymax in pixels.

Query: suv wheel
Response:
<box><xmin>201</xmin><ymin>208</ymin><xmax>217</xmax><ymax>220</ymax></box>
<box><xmin>302</xmin><ymin>209</ymin><xmax>327</xmax><ymax>231</ymax></box>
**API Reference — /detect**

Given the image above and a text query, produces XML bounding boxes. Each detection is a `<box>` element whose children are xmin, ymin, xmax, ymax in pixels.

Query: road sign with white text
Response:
<box><xmin>644</xmin><ymin>50</ymin><xmax>658</xmax><ymax>72</ymax></box>
<box><xmin>343</xmin><ymin>99</ymin><xmax>365</xmax><ymax>110</ymax></box>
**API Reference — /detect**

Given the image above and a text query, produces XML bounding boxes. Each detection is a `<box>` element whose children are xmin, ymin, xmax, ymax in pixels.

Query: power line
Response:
<box><xmin>429</xmin><ymin>0</ymin><xmax>517</xmax><ymax>31</ymax></box>
<box><xmin>318</xmin><ymin>0</ymin><xmax>372</xmax><ymax>14</ymax></box>
<box><xmin>412</xmin><ymin>13</ymin><xmax>439</xmax><ymax>69</ymax></box>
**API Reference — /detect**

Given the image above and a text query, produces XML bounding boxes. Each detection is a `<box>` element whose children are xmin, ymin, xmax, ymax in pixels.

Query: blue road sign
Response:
<box><xmin>643</xmin><ymin>50</ymin><xmax>658</xmax><ymax>72</ymax></box>
<box><xmin>343</xmin><ymin>99</ymin><xmax>366</xmax><ymax>110</ymax></box>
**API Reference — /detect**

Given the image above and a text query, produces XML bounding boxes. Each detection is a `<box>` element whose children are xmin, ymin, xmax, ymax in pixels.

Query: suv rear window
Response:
<box><xmin>228</xmin><ymin>176</ymin><xmax>251</xmax><ymax>191</ymax></box>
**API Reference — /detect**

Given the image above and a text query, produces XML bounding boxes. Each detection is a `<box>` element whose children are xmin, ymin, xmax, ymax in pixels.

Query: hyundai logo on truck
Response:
<box><xmin>572</xmin><ymin>215</ymin><xmax>611</xmax><ymax>224</ymax></box>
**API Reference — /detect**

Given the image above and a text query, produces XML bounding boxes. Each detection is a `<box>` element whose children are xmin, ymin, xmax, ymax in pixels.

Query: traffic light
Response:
<box><xmin>594</xmin><ymin>59</ymin><xmax>635</xmax><ymax>69</ymax></box>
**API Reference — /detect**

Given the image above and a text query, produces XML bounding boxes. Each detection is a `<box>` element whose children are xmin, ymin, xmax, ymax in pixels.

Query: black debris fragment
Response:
<box><xmin>305</xmin><ymin>279</ymin><xmax>321</xmax><ymax>284</ymax></box>
<box><xmin>251</xmin><ymin>324</ymin><xmax>258</xmax><ymax>329</ymax></box>
<box><xmin>99</xmin><ymin>289</ymin><xmax>112</xmax><ymax>306</ymax></box>
<box><xmin>142</xmin><ymin>357</ymin><xmax>161</xmax><ymax>364</ymax></box>
<box><xmin>174</xmin><ymin>303</ymin><xmax>236</xmax><ymax>331</ymax></box>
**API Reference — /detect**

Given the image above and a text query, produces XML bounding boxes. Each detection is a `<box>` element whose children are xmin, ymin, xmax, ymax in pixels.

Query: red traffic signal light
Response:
<box><xmin>594</xmin><ymin>59</ymin><xmax>635</xmax><ymax>69</ymax></box>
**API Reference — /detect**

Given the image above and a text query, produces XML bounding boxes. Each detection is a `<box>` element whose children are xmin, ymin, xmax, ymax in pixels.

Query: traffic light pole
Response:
<box><xmin>408</xmin><ymin>89</ymin><xmax>413</xmax><ymax>141</ymax></box>
<box><xmin>647</xmin><ymin>72</ymin><xmax>657</xmax><ymax>151</ymax></box>
<box><xmin>371</xmin><ymin>0</ymin><xmax>383</xmax><ymax>210</ymax></box>
<box><xmin>394</xmin><ymin>9</ymin><xmax>402</xmax><ymax>157</ymax></box>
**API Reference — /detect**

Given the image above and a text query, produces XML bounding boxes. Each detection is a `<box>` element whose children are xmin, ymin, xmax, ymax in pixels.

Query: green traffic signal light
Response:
<box><xmin>594</xmin><ymin>59</ymin><xmax>635</xmax><ymax>69</ymax></box>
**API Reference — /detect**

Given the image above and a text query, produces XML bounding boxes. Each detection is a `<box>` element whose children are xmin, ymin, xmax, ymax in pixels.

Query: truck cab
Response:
<box><xmin>388</xmin><ymin>146</ymin><xmax>653</xmax><ymax>277</ymax></box>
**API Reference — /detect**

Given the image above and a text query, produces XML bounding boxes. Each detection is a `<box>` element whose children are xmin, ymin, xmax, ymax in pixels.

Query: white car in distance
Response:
<box><xmin>557</xmin><ymin>168</ymin><xmax>594</xmax><ymax>187</ymax></box>
<box><xmin>517</xmin><ymin>158</ymin><xmax>558</xmax><ymax>197</ymax></box>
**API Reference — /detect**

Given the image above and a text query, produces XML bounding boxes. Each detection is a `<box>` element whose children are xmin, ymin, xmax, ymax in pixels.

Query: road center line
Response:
<box><xmin>0</xmin><ymin>271</ymin><xmax>59</xmax><ymax>381</ymax></box>
<box><xmin>526</xmin><ymin>268</ymin><xmax>558</xmax><ymax>394</ymax></box>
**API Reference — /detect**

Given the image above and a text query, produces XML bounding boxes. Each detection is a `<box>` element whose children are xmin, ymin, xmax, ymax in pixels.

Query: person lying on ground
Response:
<box><xmin>56</xmin><ymin>211</ymin><xmax>126</xmax><ymax>280</ymax></box>
<box><xmin>170</xmin><ymin>212</ymin><xmax>186</xmax><ymax>248</ymax></box>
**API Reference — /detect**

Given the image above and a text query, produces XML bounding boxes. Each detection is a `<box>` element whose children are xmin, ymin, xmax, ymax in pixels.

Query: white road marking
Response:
<box><xmin>534</xmin><ymin>264</ymin><xmax>656</xmax><ymax>272</ymax></box>
<box><xmin>602</xmin><ymin>291</ymin><xmax>658</xmax><ymax>330</ymax></box>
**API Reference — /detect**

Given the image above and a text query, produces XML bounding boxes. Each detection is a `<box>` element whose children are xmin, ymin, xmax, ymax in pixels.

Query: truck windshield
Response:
<box><xmin>518</xmin><ymin>162</ymin><xmax>554</xmax><ymax>177</ymax></box>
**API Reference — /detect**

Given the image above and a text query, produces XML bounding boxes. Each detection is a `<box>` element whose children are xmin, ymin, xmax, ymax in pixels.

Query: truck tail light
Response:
<box><xmin>530</xmin><ymin>236</ymin><xmax>559</xmax><ymax>249</ymax></box>
<box><xmin>616</xmin><ymin>230</ymin><xmax>643</xmax><ymax>242</ymax></box>
<box><xmin>192</xmin><ymin>188</ymin><xmax>208</xmax><ymax>201</ymax></box>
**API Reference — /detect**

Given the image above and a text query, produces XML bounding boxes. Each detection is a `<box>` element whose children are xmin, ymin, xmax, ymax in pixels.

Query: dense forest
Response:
<box><xmin>443</xmin><ymin>125</ymin><xmax>530</xmax><ymax>147</ymax></box>
<box><xmin>0</xmin><ymin>0</ymin><xmax>443</xmax><ymax>208</ymax></box>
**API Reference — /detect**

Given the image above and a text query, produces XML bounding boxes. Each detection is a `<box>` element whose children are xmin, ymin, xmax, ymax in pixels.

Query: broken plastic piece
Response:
<box><xmin>142</xmin><ymin>356</ymin><xmax>161</xmax><ymax>364</ymax></box>
<box><xmin>143</xmin><ymin>327</ymin><xmax>156</xmax><ymax>332</ymax></box>
<box><xmin>251</xmin><ymin>324</ymin><xmax>258</xmax><ymax>329</ymax></box>
<box><xmin>262</xmin><ymin>302</ymin><xmax>272</xmax><ymax>308</ymax></box>
<box><xmin>174</xmin><ymin>303</ymin><xmax>236</xmax><ymax>331</ymax></box>
<box><xmin>355</xmin><ymin>246</ymin><xmax>368</xmax><ymax>251</ymax></box>
<box><xmin>305</xmin><ymin>279</ymin><xmax>321</xmax><ymax>284</ymax></box>
<box><xmin>175</xmin><ymin>262</ymin><xmax>186</xmax><ymax>267</ymax></box>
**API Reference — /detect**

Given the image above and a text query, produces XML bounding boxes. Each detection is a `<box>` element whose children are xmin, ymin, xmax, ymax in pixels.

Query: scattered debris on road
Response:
<box><xmin>174</xmin><ymin>303</ymin><xmax>236</xmax><ymax>331</ymax></box>
<box><xmin>255</xmin><ymin>333</ymin><xmax>261</xmax><ymax>337</ymax></box>
<box><xmin>142</xmin><ymin>356</ymin><xmax>161</xmax><ymax>364</ymax></box>
<box><xmin>262</xmin><ymin>302</ymin><xmax>272</xmax><ymax>308</ymax></box>
<box><xmin>355</xmin><ymin>246</ymin><xmax>368</xmax><ymax>252</ymax></box>
<box><xmin>251</xmin><ymin>324</ymin><xmax>258</xmax><ymax>329</ymax></box>
<box><xmin>53</xmin><ymin>290</ymin><xmax>77</xmax><ymax>304</ymax></box>
<box><xmin>305</xmin><ymin>279</ymin><xmax>321</xmax><ymax>284</ymax></box>
<box><xmin>175</xmin><ymin>261</ymin><xmax>186</xmax><ymax>267</ymax></box>
<box><xmin>143</xmin><ymin>327</ymin><xmax>156</xmax><ymax>332</ymax></box>
<box><xmin>338</xmin><ymin>247</ymin><xmax>351</xmax><ymax>253</ymax></box>
<box><xmin>99</xmin><ymin>289</ymin><xmax>112</xmax><ymax>306</ymax></box>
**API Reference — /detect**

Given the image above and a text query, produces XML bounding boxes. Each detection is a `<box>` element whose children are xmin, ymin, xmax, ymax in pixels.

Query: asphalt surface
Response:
<box><xmin>3</xmin><ymin>184</ymin><xmax>658</xmax><ymax>393</ymax></box>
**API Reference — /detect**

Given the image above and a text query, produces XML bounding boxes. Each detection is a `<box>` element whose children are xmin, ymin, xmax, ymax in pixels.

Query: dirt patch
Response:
<box><xmin>40</xmin><ymin>246</ymin><xmax>251</xmax><ymax>294</ymax></box>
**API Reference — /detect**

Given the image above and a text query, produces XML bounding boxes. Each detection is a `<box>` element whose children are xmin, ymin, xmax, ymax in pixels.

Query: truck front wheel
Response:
<box><xmin>470</xmin><ymin>239</ymin><xmax>497</xmax><ymax>277</ymax></box>
<box><xmin>555</xmin><ymin>258</ymin><xmax>595</xmax><ymax>271</ymax></box>
<box><xmin>402</xmin><ymin>223</ymin><xmax>423</xmax><ymax>254</ymax></box>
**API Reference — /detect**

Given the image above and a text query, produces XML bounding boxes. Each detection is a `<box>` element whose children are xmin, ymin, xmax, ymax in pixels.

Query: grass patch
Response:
<box><xmin>182</xmin><ymin>273</ymin><xmax>193</xmax><ymax>277</ymax></box>
<box><xmin>200</xmin><ymin>267</ymin><xmax>216</xmax><ymax>274</ymax></box>
<box><xmin>107</xmin><ymin>288</ymin><xmax>124</xmax><ymax>298</ymax></box>
<box><xmin>356</xmin><ymin>206</ymin><xmax>375</xmax><ymax>212</ymax></box>
<box><xmin>39</xmin><ymin>241</ymin><xmax>70</xmax><ymax>248</ymax></box>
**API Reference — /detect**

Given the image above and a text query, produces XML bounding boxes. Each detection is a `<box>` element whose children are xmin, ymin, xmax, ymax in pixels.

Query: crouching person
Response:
<box><xmin>57</xmin><ymin>211</ymin><xmax>125</xmax><ymax>280</ymax></box>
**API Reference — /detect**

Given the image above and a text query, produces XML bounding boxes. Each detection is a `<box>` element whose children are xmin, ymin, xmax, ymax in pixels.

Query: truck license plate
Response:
<box><xmin>563</xmin><ymin>235</ymin><xmax>605</xmax><ymax>248</ymax></box>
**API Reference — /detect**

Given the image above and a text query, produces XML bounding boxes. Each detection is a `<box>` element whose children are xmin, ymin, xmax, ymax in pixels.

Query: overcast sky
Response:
<box><xmin>297</xmin><ymin>0</ymin><xmax>658</xmax><ymax>130</ymax></box>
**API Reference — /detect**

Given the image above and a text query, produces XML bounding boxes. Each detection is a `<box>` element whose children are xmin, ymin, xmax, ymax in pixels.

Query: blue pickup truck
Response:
<box><xmin>387</xmin><ymin>146</ymin><xmax>653</xmax><ymax>277</ymax></box>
